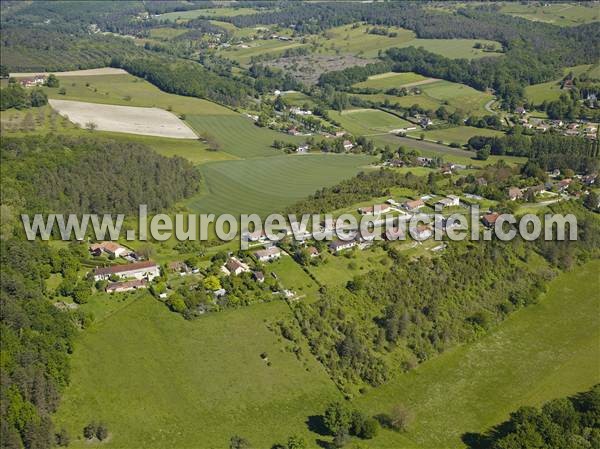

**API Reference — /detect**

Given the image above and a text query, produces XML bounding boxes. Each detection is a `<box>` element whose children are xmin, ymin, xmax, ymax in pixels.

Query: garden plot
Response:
<box><xmin>49</xmin><ymin>99</ymin><xmax>197</xmax><ymax>139</ymax></box>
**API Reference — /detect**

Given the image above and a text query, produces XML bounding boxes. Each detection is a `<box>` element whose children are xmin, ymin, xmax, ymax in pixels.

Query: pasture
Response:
<box><xmin>353</xmin><ymin>72</ymin><xmax>433</xmax><ymax>90</ymax></box>
<box><xmin>185</xmin><ymin>154</ymin><xmax>374</xmax><ymax>216</ymax></box>
<box><xmin>500</xmin><ymin>2</ymin><xmax>600</xmax><ymax>26</ymax></box>
<box><xmin>407</xmin><ymin>126</ymin><xmax>504</xmax><ymax>146</ymax></box>
<box><xmin>217</xmin><ymin>39</ymin><xmax>304</xmax><ymax>65</ymax></box>
<box><xmin>354</xmin><ymin>79</ymin><xmax>494</xmax><ymax>116</ymax></box>
<box><xmin>311</xmin><ymin>24</ymin><xmax>502</xmax><ymax>60</ymax></box>
<box><xmin>49</xmin><ymin>99</ymin><xmax>197</xmax><ymax>139</ymax></box>
<box><xmin>353</xmin><ymin>259</ymin><xmax>600</xmax><ymax>448</ymax></box>
<box><xmin>328</xmin><ymin>109</ymin><xmax>413</xmax><ymax>136</ymax></box>
<box><xmin>54</xmin><ymin>297</ymin><xmax>341</xmax><ymax>449</ymax></box>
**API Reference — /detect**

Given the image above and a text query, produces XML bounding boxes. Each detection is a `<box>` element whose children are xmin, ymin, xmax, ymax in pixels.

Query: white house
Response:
<box><xmin>225</xmin><ymin>257</ymin><xmax>250</xmax><ymax>275</ymax></box>
<box><xmin>93</xmin><ymin>261</ymin><xmax>160</xmax><ymax>282</ymax></box>
<box><xmin>254</xmin><ymin>246</ymin><xmax>282</xmax><ymax>262</ymax></box>
<box><xmin>105</xmin><ymin>279</ymin><xmax>147</xmax><ymax>293</ymax></box>
<box><xmin>343</xmin><ymin>140</ymin><xmax>354</xmax><ymax>151</ymax></box>
<box><xmin>89</xmin><ymin>241</ymin><xmax>128</xmax><ymax>258</ymax></box>
<box><xmin>435</xmin><ymin>195</ymin><xmax>460</xmax><ymax>208</ymax></box>
<box><xmin>329</xmin><ymin>239</ymin><xmax>357</xmax><ymax>253</ymax></box>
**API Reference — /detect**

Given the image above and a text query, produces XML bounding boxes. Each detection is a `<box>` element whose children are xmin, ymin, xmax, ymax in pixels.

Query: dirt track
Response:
<box><xmin>10</xmin><ymin>68</ymin><xmax>127</xmax><ymax>78</ymax></box>
<box><xmin>49</xmin><ymin>99</ymin><xmax>198</xmax><ymax>139</ymax></box>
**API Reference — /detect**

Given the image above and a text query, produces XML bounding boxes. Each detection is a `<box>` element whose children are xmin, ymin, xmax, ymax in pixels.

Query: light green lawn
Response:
<box><xmin>55</xmin><ymin>297</ymin><xmax>340</xmax><ymax>449</ymax></box>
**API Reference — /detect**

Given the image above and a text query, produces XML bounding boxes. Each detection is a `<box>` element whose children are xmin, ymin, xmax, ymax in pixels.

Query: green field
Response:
<box><xmin>407</xmin><ymin>126</ymin><xmax>504</xmax><ymax>146</ymax></box>
<box><xmin>328</xmin><ymin>109</ymin><xmax>413</xmax><ymax>136</ymax></box>
<box><xmin>55</xmin><ymin>297</ymin><xmax>340</xmax><ymax>449</ymax></box>
<box><xmin>312</xmin><ymin>24</ymin><xmax>502</xmax><ymax>60</ymax></box>
<box><xmin>355</xmin><ymin>79</ymin><xmax>494</xmax><ymax>116</ymax></box>
<box><xmin>186</xmin><ymin>115</ymin><xmax>305</xmax><ymax>159</ymax></box>
<box><xmin>147</xmin><ymin>27</ymin><xmax>188</xmax><ymax>40</ymax></box>
<box><xmin>186</xmin><ymin>154</ymin><xmax>374</xmax><ymax>216</ymax></box>
<box><xmin>354</xmin><ymin>72</ymin><xmax>431</xmax><ymax>90</ymax></box>
<box><xmin>525</xmin><ymin>64</ymin><xmax>600</xmax><ymax>105</ymax></box>
<box><xmin>353</xmin><ymin>258</ymin><xmax>600</xmax><ymax>448</ymax></box>
<box><xmin>43</xmin><ymin>74</ymin><xmax>235</xmax><ymax>117</ymax></box>
<box><xmin>500</xmin><ymin>2</ymin><xmax>600</xmax><ymax>26</ymax></box>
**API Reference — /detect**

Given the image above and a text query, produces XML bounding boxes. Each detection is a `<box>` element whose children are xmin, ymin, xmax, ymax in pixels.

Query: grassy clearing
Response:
<box><xmin>268</xmin><ymin>256</ymin><xmax>321</xmax><ymax>303</ymax></box>
<box><xmin>311</xmin><ymin>24</ymin><xmax>501</xmax><ymax>60</ymax></box>
<box><xmin>354</xmin><ymin>79</ymin><xmax>493</xmax><ymax>116</ymax></box>
<box><xmin>407</xmin><ymin>126</ymin><xmax>504</xmax><ymax>146</ymax></box>
<box><xmin>43</xmin><ymin>73</ymin><xmax>235</xmax><ymax>117</ymax></box>
<box><xmin>352</xmin><ymin>259</ymin><xmax>600</xmax><ymax>448</ymax></box>
<box><xmin>55</xmin><ymin>296</ymin><xmax>340</xmax><ymax>449</ymax></box>
<box><xmin>525</xmin><ymin>64</ymin><xmax>600</xmax><ymax>105</ymax></box>
<box><xmin>186</xmin><ymin>114</ymin><xmax>305</xmax><ymax>159</ymax></box>
<box><xmin>329</xmin><ymin>109</ymin><xmax>413</xmax><ymax>136</ymax></box>
<box><xmin>158</xmin><ymin>7</ymin><xmax>263</xmax><ymax>21</ymax></box>
<box><xmin>217</xmin><ymin>39</ymin><xmax>304</xmax><ymax>65</ymax></box>
<box><xmin>147</xmin><ymin>27</ymin><xmax>188</xmax><ymax>40</ymax></box>
<box><xmin>500</xmin><ymin>3</ymin><xmax>600</xmax><ymax>26</ymax></box>
<box><xmin>185</xmin><ymin>154</ymin><xmax>374</xmax><ymax>216</ymax></box>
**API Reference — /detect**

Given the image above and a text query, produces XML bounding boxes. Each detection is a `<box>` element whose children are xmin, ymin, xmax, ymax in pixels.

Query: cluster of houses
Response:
<box><xmin>18</xmin><ymin>75</ymin><xmax>47</xmax><ymax>88</ymax></box>
<box><xmin>88</xmin><ymin>241</ymin><xmax>158</xmax><ymax>293</ymax></box>
<box><xmin>515</xmin><ymin>110</ymin><xmax>598</xmax><ymax>140</ymax></box>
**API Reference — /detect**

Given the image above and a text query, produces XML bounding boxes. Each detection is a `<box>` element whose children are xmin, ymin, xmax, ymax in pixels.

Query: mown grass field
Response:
<box><xmin>354</xmin><ymin>72</ymin><xmax>432</xmax><ymax>90</ymax></box>
<box><xmin>55</xmin><ymin>297</ymin><xmax>341</xmax><ymax>449</ymax></box>
<box><xmin>186</xmin><ymin>114</ymin><xmax>305</xmax><ymax>159</ymax></box>
<box><xmin>352</xmin><ymin>259</ymin><xmax>600</xmax><ymax>449</ymax></box>
<box><xmin>217</xmin><ymin>39</ymin><xmax>304</xmax><ymax>65</ymax></box>
<box><xmin>525</xmin><ymin>64</ymin><xmax>600</xmax><ymax>105</ymax></box>
<box><xmin>186</xmin><ymin>154</ymin><xmax>374</xmax><ymax>216</ymax></box>
<box><xmin>407</xmin><ymin>126</ymin><xmax>504</xmax><ymax>146</ymax></box>
<box><xmin>328</xmin><ymin>109</ymin><xmax>413</xmax><ymax>136</ymax></box>
<box><xmin>500</xmin><ymin>2</ymin><xmax>600</xmax><ymax>26</ymax></box>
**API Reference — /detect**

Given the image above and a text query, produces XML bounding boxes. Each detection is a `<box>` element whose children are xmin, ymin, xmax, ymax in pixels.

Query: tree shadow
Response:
<box><xmin>461</xmin><ymin>432</ymin><xmax>490</xmax><ymax>449</ymax></box>
<box><xmin>306</xmin><ymin>415</ymin><xmax>329</xmax><ymax>436</ymax></box>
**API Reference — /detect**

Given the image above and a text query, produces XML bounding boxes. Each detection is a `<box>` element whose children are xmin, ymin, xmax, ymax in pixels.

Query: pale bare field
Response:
<box><xmin>49</xmin><ymin>99</ymin><xmax>198</xmax><ymax>139</ymax></box>
<box><xmin>10</xmin><ymin>68</ymin><xmax>127</xmax><ymax>78</ymax></box>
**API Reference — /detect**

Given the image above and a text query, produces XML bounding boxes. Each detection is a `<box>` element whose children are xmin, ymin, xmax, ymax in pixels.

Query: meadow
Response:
<box><xmin>311</xmin><ymin>24</ymin><xmax>502</xmax><ymax>60</ymax></box>
<box><xmin>407</xmin><ymin>126</ymin><xmax>504</xmax><ymax>146</ymax></box>
<box><xmin>354</xmin><ymin>79</ymin><xmax>494</xmax><ymax>116</ymax></box>
<box><xmin>525</xmin><ymin>63</ymin><xmax>600</xmax><ymax>105</ymax></box>
<box><xmin>500</xmin><ymin>2</ymin><xmax>600</xmax><ymax>26</ymax></box>
<box><xmin>217</xmin><ymin>39</ymin><xmax>304</xmax><ymax>65</ymax></box>
<box><xmin>354</xmin><ymin>72</ymin><xmax>433</xmax><ymax>90</ymax></box>
<box><xmin>352</xmin><ymin>258</ymin><xmax>600</xmax><ymax>448</ymax></box>
<box><xmin>328</xmin><ymin>109</ymin><xmax>413</xmax><ymax>136</ymax></box>
<box><xmin>185</xmin><ymin>153</ymin><xmax>375</xmax><ymax>217</ymax></box>
<box><xmin>54</xmin><ymin>297</ymin><xmax>341</xmax><ymax>449</ymax></box>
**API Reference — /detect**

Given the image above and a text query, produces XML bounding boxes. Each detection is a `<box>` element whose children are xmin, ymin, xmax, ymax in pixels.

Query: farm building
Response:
<box><xmin>403</xmin><ymin>199</ymin><xmax>425</xmax><ymax>211</ymax></box>
<box><xmin>19</xmin><ymin>75</ymin><xmax>46</xmax><ymax>87</ymax></box>
<box><xmin>93</xmin><ymin>261</ymin><xmax>160</xmax><ymax>282</ymax></box>
<box><xmin>508</xmin><ymin>187</ymin><xmax>523</xmax><ymax>201</ymax></box>
<box><xmin>89</xmin><ymin>241</ymin><xmax>128</xmax><ymax>258</ymax></box>
<box><xmin>106</xmin><ymin>279</ymin><xmax>148</xmax><ymax>293</ymax></box>
<box><xmin>329</xmin><ymin>239</ymin><xmax>357</xmax><ymax>253</ymax></box>
<box><xmin>435</xmin><ymin>195</ymin><xmax>460</xmax><ymax>208</ymax></box>
<box><xmin>358</xmin><ymin>204</ymin><xmax>391</xmax><ymax>215</ymax></box>
<box><xmin>254</xmin><ymin>246</ymin><xmax>282</xmax><ymax>262</ymax></box>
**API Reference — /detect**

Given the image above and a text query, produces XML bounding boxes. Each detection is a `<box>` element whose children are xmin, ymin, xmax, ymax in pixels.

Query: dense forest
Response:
<box><xmin>467</xmin><ymin>131</ymin><xmax>600</xmax><ymax>173</ymax></box>
<box><xmin>465</xmin><ymin>385</ymin><xmax>600</xmax><ymax>449</ymax></box>
<box><xmin>0</xmin><ymin>238</ymin><xmax>77</xmax><ymax>449</ymax></box>
<box><xmin>0</xmin><ymin>135</ymin><xmax>201</xmax><ymax>215</ymax></box>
